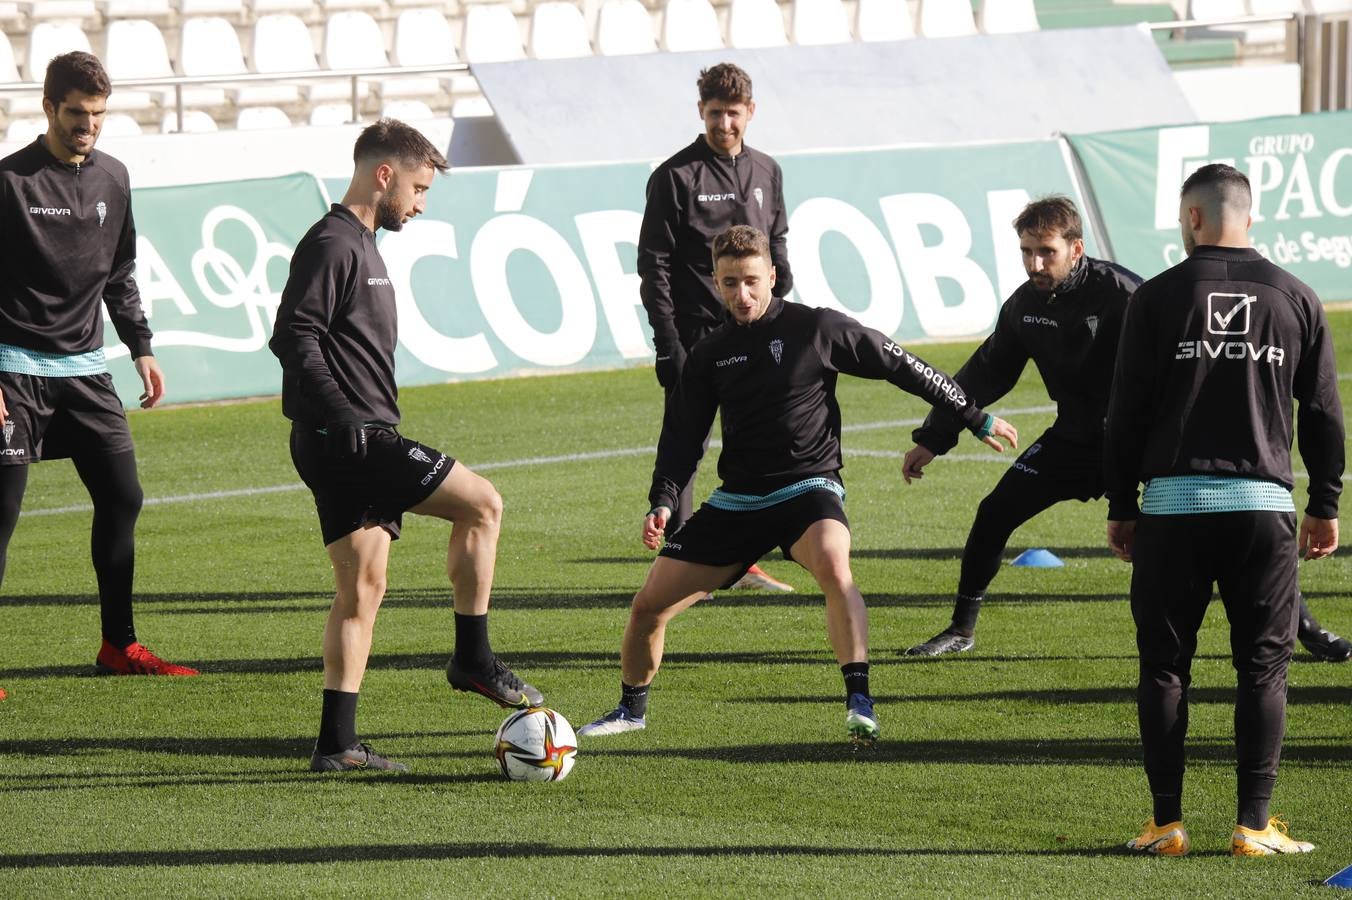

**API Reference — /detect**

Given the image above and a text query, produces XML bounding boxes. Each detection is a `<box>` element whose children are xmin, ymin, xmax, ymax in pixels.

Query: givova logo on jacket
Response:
<box><xmin>1176</xmin><ymin>292</ymin><xmax>1285</xmax><ymax>365</ymax></box>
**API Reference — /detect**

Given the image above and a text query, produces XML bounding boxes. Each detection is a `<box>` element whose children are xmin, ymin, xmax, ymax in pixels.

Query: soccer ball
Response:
<box><xmin>494</xmin><ymin>707</ymin><xmax>578</xmax><ymax>782</ymax></box>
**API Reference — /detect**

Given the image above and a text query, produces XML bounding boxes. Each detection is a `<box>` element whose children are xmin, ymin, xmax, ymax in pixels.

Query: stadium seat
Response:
<box><xmin>254</xmin><ymin>14</ymin><xmax>366</xmax><ymax>103</ymax></box>
<box><xmin>391</xmin><ymin>8</ymin><xmax>465</xmax><ymax>97</ymax></box>
<box><xmin>451</xmin><ymin>95</ymin><xmax>493</xmax><ymax>116</ymax></box>
<box><xmin>235</xmin><ymin>105</ymin><xmax>292</xmax><ymax>128</ymax></box>
<box><xmin>856</xmin><ymin>0</ymin><xmax>914</xmax><ymax>41</ymax></box>
<box><xmin>918</xmin><ymin>0</ymin><xmax>976</xmax><ymax>37</ymax></box>
<box><xmin>728</xmin><ymin>0</ymin><xmax>789</xmax><ymax>47</ymax></box>
<box><xmin>595</xmin><ymin>0</ymin><xmax>658</xmax><ymax>55</ymax></box>
<box><xmin>101</xmin><ymin>0</ymin><xmax>176</xmax><ymax>20</ymax></box>
<box><xmin>322</xmin><ymin>11</ymin><xmax>389</xmax><ymax>102</ymax></box>
<box><xmin>5</xmin><ymin>117</ymin><xmax>48</xmax><ymax>142</ymax></box>
<box><xmin>529</xmin><ymin>2</ymin><xmax>593</xmax><ymax>58</ymax></box>
<box><xmin>161</xmin><ymin>108</ymin><xmax>219</xmax><ymax>131</ymax></box>
<box><xmin>661</xmin><ymin>0</ymin><xmax>723</xmax><ymax>50</ymax></box>
<box><xmin>382</xmin><ymin>98</ymin><xmax>436</xmax><ymax>120</ymax></box>
<box><xmin>0</xmin><ymin>32</ymin><xmax>43</xmax><ymax>117</ymax></box>
<box><xmin>26</xmin><ymin>0</ymin><xmax>98</xmax><ymax>22</ymax></box>
<box><xmin>175</xmin><ymin>0</ymin><xmax>248</xmax><ymax>17</ymax></box>
<box><xmin>104</xmin><ymin>19</ymin><xmax>176</xmax><ymax>111</ymax></box>
<box><xmin>250</xmin><ymin>0</ymin><xmax>317</xmax><ymax>15</ymax></box>
<box><xmin>979</xmin><ymin>0</ymin><xmax>1038</xmax><ymax>34</ymax></box>
<box><xmin>25</xmin><ymin>22</ymin><xmax>92</xmax><ymax>82</ymax></box>
<box><xmin>791</xmin><ymin>0</ymin><xmax>852</xmax><ymax>45</ymax></box>
<box><xmin>462</xmin><ymin>4</ymin><xmax>527</xmax><ymax>62</ymax></box>
<box><xmin>317</xmin><ymin>0</ymin><xmax>383</xmax><ymax>11</ymax></box>
<box><xmin>308</xmin><ymin>102</ymin><xmax>353</xmax><ymax>125</ymax></box>
<box><xmin>180</xmin><ymin>16</ymin><xmax>301</xmax><ymax>106</ymax></box>
<box><xmin>101</xmin><ymin>112</ymin><xmax>145</xmax><ymax>136</ymax></box>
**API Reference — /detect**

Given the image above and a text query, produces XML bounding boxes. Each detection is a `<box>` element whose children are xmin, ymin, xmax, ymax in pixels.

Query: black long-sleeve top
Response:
<box><xmin>0</xmin><ymin>139</ymin><xmax>151</xmax><ymax>358</ymax></box>
<box><xmin>638</xmin><ymin>137</ymin><xmax>793</xmax><ymax>356</ymax></box>
<box><xmin>1104</xmin><ymin>245</ymin><xmax>1344</xmax><ymax>520</ymax></box>
<box><xmin>650</xmin><ymin>298</ymin><xmax>988</xmax><ymax>512</ymax></box>
<box><xmin>269</xmin><ymin>204</ymin><xmax>401</xmax><ymax>428</ymax></box>
<box><xmin>912</xmin><ymin>256</ymin><xmax>1140</xmax><ymax>455</ymax></box>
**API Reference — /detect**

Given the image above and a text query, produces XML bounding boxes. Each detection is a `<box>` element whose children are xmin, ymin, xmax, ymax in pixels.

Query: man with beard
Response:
<box><xmin>0</xmin><ymin>51</ymin><xmax>196</xmax><ymax>702</ymax></box>
<box><xmin>270</xmin><ymin>119</ymin><xmax>542</xmax><ymax>772</ymax></box>
<box><xmin>901</xmin><ymin>196</ymin><xmax>1350</xmax><ymax>662</ymax></box>
<box><xmin>638</xmin><ymin>62</ymin><xmax>796</xmax><ymax>593</ymax></box>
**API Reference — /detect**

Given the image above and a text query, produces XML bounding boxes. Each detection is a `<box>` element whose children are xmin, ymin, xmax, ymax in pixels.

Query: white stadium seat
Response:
<box><xmin>856</xmin><ymin>0</ymin><xmax>914</xmax><ymax>41</ymax></box>
<box><xmin>25</xmin><ymin>22</ymin><xmax>92</xmax><ymax>81</ymax></box>
<box><xmin>6</xmin><ymin>117</ymin><xmax>48</xmax><ymax>142</ymax></box>
<box><xmin>101</xmin><ymin>112</ymin><xmax>145</xmax><ymax>136</ymax></box>
<box><xmin>27</xmin><ymin>0</ymin><xmax>98</xmax><ymax>22</ymax></box>
<box><xmin>595</xmin><ymin>0</ymin><xmax>657</xmax><ymax>55</ymax></box>
<box><xmin>391</xmin><ymin>8</ymin><xmax>463</xmax><ymax>98</ymax></box>
<box><xmin>175</xmin><ymin>0</ymin><xmax>248</xmax><ymax>17</ymax></box>
<box><xmin>918</xmin><ymin>0</ymin><xmax>976</xmax><ymax>37</ymax></box>
<box><xmin>253</xmin><ymin>14</ymin><xmax>365</xmax><ymax>102</ymax></box>
<box><xmin>661</xmin><ymin>0</ymin><xmax>723</xmax><ymax>50</ymax></box>
<box><xmin>308</xmin><ymin>103</ymin><xmax>353</xmax><ymax>125</ymax></box>
<box><xmin>728</xmin><ymin>0</ymin><xmax>788</xmax><ymax>48</ymax></box>
<box><xmin>791</xmin><ymin>0</ymin><xmax>852</xmax><ymax>45</ymax></box>
<box><xmin>980</xmin><ymin>0</ymin><xmax>1038</xmax><ymax>34</ymax></box>
<box><xmin>0</xmin><ymin>32</ymin><xmax>43</xmax><ymax>116</ymax></box>
<box><xmin>382</xmin><ymin>98</ymin><xmax>435</xmax><ymax>120</ymax></box>
<box><xmin>235</xmin><ymin>105</ymin><xmax>292</xmax><ymax>128</ymax></box>
<box><xmin>250</xmin><ymin>0</ymin><xmax>316</xmax><ymax>15</ymax></box>
<box><xmin>104</xmin><ymin>19</ymin><xmax>175</xmax><ymax>111</ymax></box>
<box><xmin>529</xmin><ymin>2</ymin><xmax>593</xmax><ymax>59</ymax></box>
<box><xmin>162</xmin><ymin>109</ymin><xmax>220</xmax><ymax>132</ymax></box>
<box><xmin>180</xmin><ymin>16</ymin><xmax>300</xmax><ymax>105</ymax></box>
<box><xmin>323</xmin><ymin>10</ymin><xmax>390</xmax><ymax>68</ymax></box>
<box><xmin>101</xmin><ymin>0</ymin><xmax>175</xmax><ymax>20</ymax></box>
<box><xmin>462</xmin><ymin>4</ymin><xmax>526</xmax><ymax>62</ymax></box>
<box><xmin>451</xmin><ymin>95</ymin><xmax>493</xmax><ymax>117</ymax></box>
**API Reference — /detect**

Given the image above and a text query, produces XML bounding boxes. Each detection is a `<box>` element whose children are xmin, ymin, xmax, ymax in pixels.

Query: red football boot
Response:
<box><xmin>95</xmin><ymin>640</ymin><xmax>199</xmax><ymax>676</ymax></box>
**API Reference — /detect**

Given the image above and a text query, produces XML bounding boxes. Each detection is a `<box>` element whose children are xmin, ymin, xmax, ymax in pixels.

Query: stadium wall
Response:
<box><xmin>101</xmin><ymin>110</ymin><xmax>1352</xmax><ymax>406</ymax></box>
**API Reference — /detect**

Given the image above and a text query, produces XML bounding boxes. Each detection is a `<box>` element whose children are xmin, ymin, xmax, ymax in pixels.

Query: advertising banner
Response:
<box><xmin>1067</xmin><ymin>110</ymin><xmax>1352</xmax><ymax>297</ymax></box>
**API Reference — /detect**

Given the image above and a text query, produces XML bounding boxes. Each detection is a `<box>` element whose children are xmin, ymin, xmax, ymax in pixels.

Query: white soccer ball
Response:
<box><xmin>494</xmin><ymin>707</ymin><xmax>578</xmax><ymax>782</ymax></box>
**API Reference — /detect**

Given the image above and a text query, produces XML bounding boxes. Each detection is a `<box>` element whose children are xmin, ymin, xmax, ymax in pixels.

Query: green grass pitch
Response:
<box><xmin>2</xmin><ymin>312</ymin><xmax>1349</xmax><ymax>897</ymax></box>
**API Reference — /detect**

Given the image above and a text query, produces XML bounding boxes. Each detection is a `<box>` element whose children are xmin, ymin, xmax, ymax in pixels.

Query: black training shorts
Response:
<box><xmin>0</xmin><ymin>371</ymin><xmax>133</xmax><ymax>465</ymax></box>
<box><xmin>658</xmin><ymin>486</ymin><xmax>849</xmax><ymax>588</ymax></box>
<box><xmin>290</xmin><ymin>424</ymin><xmax>456</xmax><ymax>546</ymax></box>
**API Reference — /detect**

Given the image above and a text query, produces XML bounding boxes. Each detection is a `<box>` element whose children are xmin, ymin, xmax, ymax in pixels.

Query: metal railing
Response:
<box><xmin>0</xmin><ymin>63</ymin><xmax>474</xmax><ymax>131</ymax></box>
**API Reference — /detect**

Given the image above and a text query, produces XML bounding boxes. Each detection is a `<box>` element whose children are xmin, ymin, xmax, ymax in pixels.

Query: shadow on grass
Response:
<box><xmin>0</xmin><ymin>770</ymin><xmax>503</xmax><ymax>794</ymax></box>
<box><xmin>750</xmin><ymin>685</ymin><xmax>1352</xmax><ymax>706</ymax></box>
<box><xmin>0</xmin><ymin>841</ymin><xmax>1151</xmax><ymax>869</ymax></box>
<box><xmin>0</xmin><ymin>730</ymin><xmax>483</xmax><ymax>759</ymax></box>
<box><xmin>583</xmin><ymin>737</ymin><xmax>1352</xmax><ymax>766</ymax></box>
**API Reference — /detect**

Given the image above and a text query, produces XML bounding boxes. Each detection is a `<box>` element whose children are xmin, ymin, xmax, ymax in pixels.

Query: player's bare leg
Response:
<box><xmin>791</xmin><ymin>519</ymin><xmax>879</xmax><ymax>745</ymax></box>
<box><xmin>580</xmin><ymin>556</ymin><xmax>739</xmax><ymax>736</ymax></box>
<box><xmin>413</xmin><ymin>463</ymin><xmax>541</xmax><ymax>708</ymax></box>
<box><xmin>310</xmin><ymin>524</ymin><xmax>405</xmax><ymax>772</ymax></box>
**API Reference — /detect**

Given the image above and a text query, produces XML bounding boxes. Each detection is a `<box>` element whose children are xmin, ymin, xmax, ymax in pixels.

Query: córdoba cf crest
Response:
<box><xmin>96</xmin><ymin>201</ymin><xmax>107</xmax><ymax>227</ymax></box>
<box><xmin>769</xmin><ymin>338</ymin><xmax>783</xmax><ymax>364</ymax></box>
<box><xmin>754</xmin><ymin>187</ymin><xmax>763</xmax><ymax>208</ymax></box>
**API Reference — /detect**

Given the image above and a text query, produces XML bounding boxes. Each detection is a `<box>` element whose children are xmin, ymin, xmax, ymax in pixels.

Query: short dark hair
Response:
<box><xmin>711</xmin><ymin>224</ymin><xmax>770</xmax><ymax>266</ymax></box>
<box><xmin>697</xmin><ymin>63</ymin><xmax>753</xmax><ymax>104</ymax></box>
<box><xmin>354</xmin><ymin>118</ymin><xmax>449</xmax><ymax>173</ymax></box>
<box><xmin>1013</xmin><ymin>196</ymin><xmax>1082</xmax><ymax>242</ymax></box>
<box><xmin>1181</xmin><ymin>162</ymin><xmax>1251</xmax><ymax>206</ymax></box>
<box><xmin>44</xmin><ymin>51</ymin><xmax>111</xmax><ymax>105</ymax></box>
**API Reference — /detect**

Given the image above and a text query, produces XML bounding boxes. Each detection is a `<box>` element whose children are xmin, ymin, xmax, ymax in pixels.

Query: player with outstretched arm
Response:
<box><xmin>579</xmin><ymin>225</ymin><xmax>1018</xmax><ymax>744</ymax></box>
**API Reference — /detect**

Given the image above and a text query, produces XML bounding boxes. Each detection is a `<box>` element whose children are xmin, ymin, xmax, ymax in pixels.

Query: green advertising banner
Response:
<box><xmin>352</xmin><ymin>139</ymin><xmax>1090</xmax><ymax>387</ymax></box>
<box><xmin>107</xmin><ymin>173</ymin><xmax>330</xmax><ymax>406</ymax></box>
<box><xmin>109</xmin><ymin>141</ymin><xmax>1087</xmax><ymax>405</ymax></box>
<box><xmin>1068</xmin><ymin>110</ymin><xmax>1352</xmax><ymax>298</ymax></box>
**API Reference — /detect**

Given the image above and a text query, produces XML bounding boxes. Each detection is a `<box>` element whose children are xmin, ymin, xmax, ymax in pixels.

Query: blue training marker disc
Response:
<box><xmin>1326</xmin><ymin>864</ymin><xmax>1352</xmax><ymax>889</ymax></box>
<box><xmin>1010</xmin><ymin>548</ymin><xmax>1064</xmax><ymax>568</ymax></box>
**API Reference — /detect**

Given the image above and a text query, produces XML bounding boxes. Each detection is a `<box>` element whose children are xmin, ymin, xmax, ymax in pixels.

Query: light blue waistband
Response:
<box><xmin>707</xmin><ymin>477</ymin><xmax>846</xmax><ymax>512</ymax></box>
<box><xmin>0</xmin><ymin>342</ymin><xmax>108</xmax><ymax>377</ymax></box>
<box><xmin>1141</xmin><ymin>475</ymin><xmax>1294</xmax><ymax>515</ymax></box>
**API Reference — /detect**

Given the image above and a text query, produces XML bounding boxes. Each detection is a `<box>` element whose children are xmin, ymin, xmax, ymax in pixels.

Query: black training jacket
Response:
<box><xmin>650</xmin><ymin>298</ymin><xmax>988</xmax><ymax>512</ymax></box>
<box><xmin>1104</xmin><ymin>245</ymin><xmax>1344</xmax><ymax>520</ymax></box>
<box><xmin>638</xmin><ymin>137</ymin><xmax>793</xmax><ymax>357</ymax></box>
<box><xmin>0</xmin><ymin>139</ymin><xmax>150</xmax><ymax>357</ymax></box>
<box><xmin>270</xmin><ymin>204</ymin><xmax>401</xmax><ymax>428</ymax></box>
<box><xmin>912</xmin><ymin>257</ymin><xmax>1140</xmax><ymax>455</ymax></box>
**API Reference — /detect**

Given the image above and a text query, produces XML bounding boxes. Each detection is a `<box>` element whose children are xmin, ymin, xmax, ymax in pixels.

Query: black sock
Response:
<box><xmin>950</xmin><ymin>594</ymin><xmax>983</xmax><ymax>636</ymax></box>
<box><xmin>1238</xmin><ymin>796</ymin><xmax>1270</xmax><ymax>831</ymax></box>
<box><xmin>453</xmin><ymin>612</ymin><xmax>493</xmax><ymax>672</ymax></box>
<box><xmin>0</xmin><ymin>464</ymin><xmax>29</xmax><ymax>590</ymax></box>
<box><xmin>620</xmin><ymin>681</ymin><xmax>650</xmax><ymax>718</ymax></box>
<box><xmin>1297</xmin><ymin>593</ymin><xmax>1319</xmax><ymax>638</ymax></box>
<box><xmin>318</xmin><ymin>689</ymin><xmax>359</xmax><ymax>755</ymax></box>
<box><xmin>1152</xmin><ymin>793</ymin><xmax>1183</xmax><ymax>826</ymax></box>
<box><xmin>841</xmin><ymin>662</ymin><xmax>869</xmax><ymax>699</ymax></box>
<box><xmin>73</xmin><ymin>451</ymin><xmax>143</xmax><ymax>648</ymax></box>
